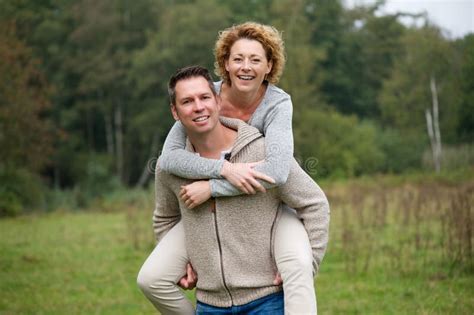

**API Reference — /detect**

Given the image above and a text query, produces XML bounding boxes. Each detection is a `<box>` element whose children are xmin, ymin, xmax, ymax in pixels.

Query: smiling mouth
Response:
<box><xmin>193</xmin><ymin>116</ymin><xmax>210</xmax><ymax>122</ymax></box>
<box><xmin>238</xmin><ymin>75</ymin><xmax>254</xmax><ymax>81</ymax></box>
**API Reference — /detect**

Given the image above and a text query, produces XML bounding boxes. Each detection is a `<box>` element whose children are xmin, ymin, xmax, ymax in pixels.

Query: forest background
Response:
<box><xmin>1</xmin><ymin>0</ymin><xmax>473</xmax><ymax>213</ymax></box>
<box><xmin>0</xmin><ymin>0</ymin><xmax>473</xmax><ymax>314</ymax></box>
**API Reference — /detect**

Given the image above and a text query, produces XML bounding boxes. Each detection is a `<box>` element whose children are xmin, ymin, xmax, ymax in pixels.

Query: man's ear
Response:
<box><xmin>171</xmin><ymin>104</ymin><xmax>180</xmax><ymax>121</ymax></box>
<box><xmin>216</xmin><ymin>94</ymin><xmax>222</xmax><ymax>111</ymax></box>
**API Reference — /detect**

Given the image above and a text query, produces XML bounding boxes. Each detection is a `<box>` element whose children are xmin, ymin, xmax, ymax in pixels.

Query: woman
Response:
<box><xmin>138</xmin><ymin>22</ymin><xmax>322</xmax><ymax>314</ymax></box>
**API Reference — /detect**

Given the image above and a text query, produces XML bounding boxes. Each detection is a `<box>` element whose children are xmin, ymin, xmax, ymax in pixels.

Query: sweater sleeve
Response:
<box><xmin>152</xmin><ymin>161</ymin><xmax>181</xmax><ymax>243</ymax></box>
<box><xmin>210</xmin><ymin>95</ymin><xmax>294</xmax><ymax>197</ymax></box>
<box><xmin>159</xmin><ymin>121</ymin><xmax>224</xmax><ymax>179</ymax></box>
<box><xmin>278</xmin><ymin>159</ymin><xmax>330</xmax><ymax>274</ymax></box>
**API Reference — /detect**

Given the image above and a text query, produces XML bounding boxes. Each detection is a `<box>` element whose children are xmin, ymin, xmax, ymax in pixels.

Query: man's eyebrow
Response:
<box><xmin>178</xmin><ymin>96</ymin><xmax>191</xmax><ymax>103</ymax></box>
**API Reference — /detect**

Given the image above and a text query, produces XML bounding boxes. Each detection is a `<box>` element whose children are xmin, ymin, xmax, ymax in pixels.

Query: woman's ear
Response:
<box><xmin>266</xmin><ymin>60</ymin><xmax>273</xmax><ymax>74</ymax></box>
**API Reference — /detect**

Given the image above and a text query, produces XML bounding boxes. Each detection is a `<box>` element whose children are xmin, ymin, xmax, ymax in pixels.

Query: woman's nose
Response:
<box><xmin>243</xmin><ymin>59</ymin><xmax>251</xmax><ymax>70</ymax></box>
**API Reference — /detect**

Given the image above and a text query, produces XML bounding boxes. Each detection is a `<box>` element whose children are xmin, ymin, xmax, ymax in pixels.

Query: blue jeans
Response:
<box><xmin>196</xmin><ymin>291</ymin><xmax>284</xmax><ymax>314</ymax></box>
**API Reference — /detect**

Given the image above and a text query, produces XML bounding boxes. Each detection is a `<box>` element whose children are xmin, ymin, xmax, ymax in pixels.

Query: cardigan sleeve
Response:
<box><xmin>152</xmin><ymin>161</ymin><xmax>181</xmax><ymax>243</ymax></box>
<box><xmin>278</xmin><ymin>159</ymin><xmax>330</xmax><ymax>273</ymax></box>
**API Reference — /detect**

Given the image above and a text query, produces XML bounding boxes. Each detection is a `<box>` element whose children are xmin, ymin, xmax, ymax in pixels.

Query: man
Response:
<box><xmin>138</xmin><ymin>66</ymin><xmax>329</xmax><ymax>314</ymax></box>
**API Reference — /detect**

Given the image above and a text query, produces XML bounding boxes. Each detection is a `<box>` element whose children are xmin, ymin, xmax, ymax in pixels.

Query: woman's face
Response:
<box><xmin>225</xmin><ymin>38</ymin><xmax>272</xmax><ymax>93</ymax></box>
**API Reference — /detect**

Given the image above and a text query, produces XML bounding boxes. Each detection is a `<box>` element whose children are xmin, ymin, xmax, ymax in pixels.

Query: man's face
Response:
<box><xmin>171</xmin><ymin>76</ymin><xmax>220</xmax><ymax>136</ymax></box>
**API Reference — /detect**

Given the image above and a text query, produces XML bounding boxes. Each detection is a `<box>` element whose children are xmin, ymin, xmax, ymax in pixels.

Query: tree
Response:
<box><xmin>269</xmin><ymin>0</ymin><xmax>326</xmax><ymax>116</ymax></box>
<box><xmin>0</xmin><ymin>22</ymin><xmax>53</xmax><ymax>172</ymax></box>
<box><xmin>0</xmin><ymin>22</ymin><xmax>54</xmax><ymax>215</ymax></box>
<box><xmin>456</xmin><ymin>34</ymin><xmax>474</xmax><ymax>143</ymax></box>
<box><xmin>129</xmin><ymin>0</ymin><xmax>231</xmax><ymax>185</ymax></box>
<box><xmin>378</xmin><ymin>25</ymin><xmax>465</xmax><ymax>170</ymax></box>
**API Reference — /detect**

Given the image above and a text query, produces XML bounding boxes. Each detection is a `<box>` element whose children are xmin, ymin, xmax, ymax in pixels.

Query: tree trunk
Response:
<box><xmin>135</xmin><ymin>132</ymin><xmax>160</xmax><ymax>188</ymax></box>
<box><xmin>426</xmin><ymin>75</ymin><xmax>442</xmax><ymax>173</ymax></box>
<box><xmin>425</xmin><ymin>109</ymin><xmax>437</xmax><ymax>168</ymax></box>
<box><xmin>86</xmin><ymin>107</ymin><xmax>94</xmax><ymax>152</ymax></box>
<box><xmin>114</xmin><ymin>103</ymin><xmax>124</xmax><ymax>182</ymax></box>
<box><xmin>430</xmin><ymin>75</ymin><xmax>442</xmax><ymax>172</ymax></box>
<box><xmin>104</xmin><ymin>111</ymin><xmax>114</xmax><ymax>157</ymax></box>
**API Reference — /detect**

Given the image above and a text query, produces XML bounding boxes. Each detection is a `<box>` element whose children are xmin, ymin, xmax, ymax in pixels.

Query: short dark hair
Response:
<box><xmin>168</xmin><ymin>65</ymin><xmax>216</xmax><ymax>105</ymax></box>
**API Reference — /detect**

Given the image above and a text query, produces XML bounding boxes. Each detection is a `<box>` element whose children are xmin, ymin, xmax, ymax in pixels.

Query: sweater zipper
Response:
<box><xmin>212</xmin><ymin>209</ymin><xmax>234</xmax><ymax>305</ymax></box>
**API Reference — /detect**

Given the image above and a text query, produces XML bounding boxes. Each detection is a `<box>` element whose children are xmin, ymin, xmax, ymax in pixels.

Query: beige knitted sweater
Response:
<box><xmin>153</xmin><ymin>118</ymin><xmax>330</xmax><ymax>307</ymax></box>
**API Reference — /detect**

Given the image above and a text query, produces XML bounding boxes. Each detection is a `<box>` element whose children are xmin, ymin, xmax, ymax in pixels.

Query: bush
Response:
<box><xmin>294</xmin><ymin>109</ymin><xmax>385</xmax><ymax>178</ymax></box>
<box><xmin>74</xmin><ymin>154</ymin><xmax>122</xmax><ymax>207</ymax></box>
<box><xmin>423</xmin><ymin>143</ymin><xmax>474</xmax><ymax>171</ymax></box>
<box><xmin>0</xmin><ymin>167</ymin><xmax>45</xmax><ymax>217</ymax></box>
<box><xmin>376</xmin><ymin>128</ymin><xmax>428</xmax><ymax>173</ymax></box>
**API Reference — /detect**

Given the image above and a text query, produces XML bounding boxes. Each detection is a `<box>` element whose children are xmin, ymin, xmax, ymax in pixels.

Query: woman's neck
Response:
<box><xmin>220</xmin><ymin>82</ymin><xmax>267</xmax><ymax>120</ymax></box>
<box><xmin>224</xmin><ymin>82</ymin><xmax>267</xmax><ymax>107</ymax></box>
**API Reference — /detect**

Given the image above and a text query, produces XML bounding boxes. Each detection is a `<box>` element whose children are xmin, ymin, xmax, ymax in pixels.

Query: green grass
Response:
<box><xmin>0</xmin><ymin>211</ymin><xmax>157</xmax><ymax>314</ymax></box>
<box><xmin>1</xmin><ymin>179</ymin><xmax>473</xmax><ymax>314</ymax></box>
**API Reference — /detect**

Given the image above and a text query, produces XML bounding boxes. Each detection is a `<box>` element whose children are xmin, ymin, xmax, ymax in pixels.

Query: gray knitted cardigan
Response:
<box><xmin>153</xmin><ymin>118</ymin><xmax>330</xmax><ymax>307</ymax></box>
<box><xmin>159</xmin><ymin>81</ymin><xmax>293</xmax><ymax>197</ymax></box>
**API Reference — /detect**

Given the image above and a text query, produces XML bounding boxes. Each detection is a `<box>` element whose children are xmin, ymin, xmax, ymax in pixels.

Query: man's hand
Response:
<box><xmin>180</xmin><ymin>181</ymin><xmax>211</xmax><ymax>209</ymax></box>
<box><xmin>178</xmin><ymin>263</ymin><xmax>198</xmax><ymax>290</ymax></box>
<box><xmin>220</xmin><ymin>160</ymin><xmax>275</xmax><ymax>194</ymax></box>
<box><xmin>273</xmin><ymin>272</ymin><xmax>283</xmax><ymax>285</ymax></box>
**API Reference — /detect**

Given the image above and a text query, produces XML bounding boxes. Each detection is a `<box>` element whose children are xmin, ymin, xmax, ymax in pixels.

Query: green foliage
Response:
<box><xmin>74</xmin><ymin>153</ymin><xmax>123</xmax><ymax>206</ymax></box>
<box><xmin>295</xmin><ymin>109</ymin><xmax>384</xmax><ymax>178</ymax></box>
<box><xmin>423</xmin><ymin>144</ymin><xmax>474</xmax><ymax>172</ymax></box>
<box><xmin>0</xmin><ymin>0</ymin><xmax>473</xmax><ymax>209</ymax></box>
<box><xmin>271</xmin><ymin>0</ymin><xmax>326</xmax><ymax>111</ymax></box>
<box><xmin>376</xmin><ymin>128</ymin><xmax>427</xmax><ymax>173</ymax></box>
<box><xmin>456</xmin><ymin>34</ymin><xmax>474</xmax><ymax>142</ymax></box>
<box><xmin>378</xmin><ymin>26</ymin><xmax>460</xmax><ymax>137</ymax></box>
<box><xmin>0</xmin><ymin>21</ymin><xmax>54</xmax><ymax>172</ymax></box>
<box><xmin>0</xmin><ymin>168</ymin><xmax>45</xmax><ymax>217</ymax></box>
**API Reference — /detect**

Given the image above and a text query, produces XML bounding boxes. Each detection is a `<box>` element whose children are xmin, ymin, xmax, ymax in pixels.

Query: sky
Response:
<box><xmin>344</xmin><ymin>0</ymin><xmax>474</xmax><ymax>39</ymax></box>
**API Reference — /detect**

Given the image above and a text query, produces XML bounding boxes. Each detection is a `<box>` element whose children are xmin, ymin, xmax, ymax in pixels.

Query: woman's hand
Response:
<box><xmin>180</xmin><ymin>181</ymin><xmax>211</xmax><ymax>209</ymax></box>
<box><xmin>220</xmin><ymin>160</ymin><xmax>275</xmax><ymax>194</ymax></box>
<box><xmin>178</xmin><ymin>262</ymin><xmax>197</xmax><ymax>290</ymax></box>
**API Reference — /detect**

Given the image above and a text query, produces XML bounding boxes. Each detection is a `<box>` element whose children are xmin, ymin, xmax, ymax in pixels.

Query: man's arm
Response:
<box><xmin>278</xmin><ymin>159</ymin><xmax>330</xmax><ymax>273</ymax></box>
<box><xmin>152</xmin><ymin>159</ymin><xmax>181</xmax><ymax>243</ymax></box>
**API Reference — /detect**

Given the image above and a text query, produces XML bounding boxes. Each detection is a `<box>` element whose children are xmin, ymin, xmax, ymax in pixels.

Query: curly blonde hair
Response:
<box><xmin>214</xmin><ymin>22</ymin><xmax>286</xmax><ymax>85</ymax></box>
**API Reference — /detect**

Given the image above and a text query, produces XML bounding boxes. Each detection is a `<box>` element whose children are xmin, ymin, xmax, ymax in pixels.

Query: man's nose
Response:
<box><xmin>193</xmin><ymin>100</ymin><xmax>205</xmax><ymax>111</ymax></box>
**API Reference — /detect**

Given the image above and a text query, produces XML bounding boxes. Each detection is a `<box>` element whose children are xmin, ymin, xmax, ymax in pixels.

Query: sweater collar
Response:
<box><xmin>185</xmin><ymin>117</ymin><xmax>262</xmax><ymax>158</ymax></box>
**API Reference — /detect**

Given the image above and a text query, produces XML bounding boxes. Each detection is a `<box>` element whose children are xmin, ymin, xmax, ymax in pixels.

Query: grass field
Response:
<box><xmin>0</xmin><ymin>177</ymin><xmax>473</xmax><ymax>314</ymax></box>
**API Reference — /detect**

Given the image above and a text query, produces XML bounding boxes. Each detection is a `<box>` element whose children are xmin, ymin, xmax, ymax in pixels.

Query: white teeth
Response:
<box><xmin>194</xmin><ymin>116</ymin><xmax>209</xmax><ymax>122</ymax></box>
<box><xmin>238</xmin><ymin>75</ymin><xmax>254</xmax><ymax>80</ymax></box>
